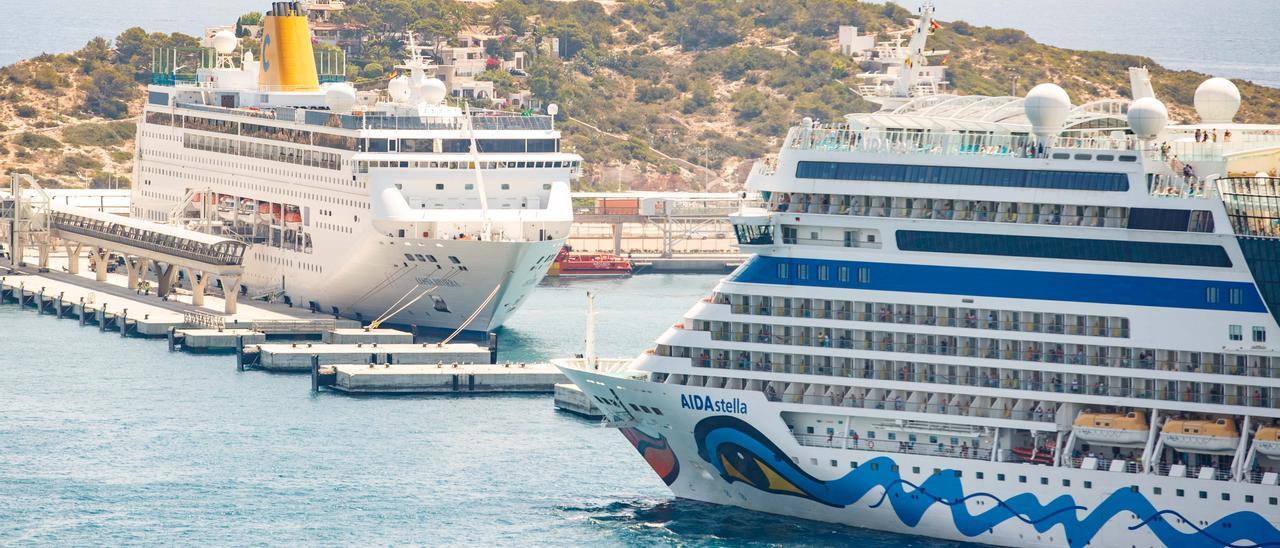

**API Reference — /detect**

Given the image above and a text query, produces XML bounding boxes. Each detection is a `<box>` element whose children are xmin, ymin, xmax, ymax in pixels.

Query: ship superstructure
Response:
<box><xmin>562</xmin><ymin>68</ymin><xmax>1280</xmax><ymax>546</ymax></box>
<box><xmin>133</xmin><ymin>2</ymin><xmax>578</xmax><ymax>332</ymax></box>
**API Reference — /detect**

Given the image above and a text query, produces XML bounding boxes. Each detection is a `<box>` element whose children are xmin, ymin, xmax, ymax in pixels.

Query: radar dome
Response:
<box><xmin>547</xmin><ymin>103</ymin><xmax>559</xmax><ymax>116</ymax></box>
<box><xmin>388</xmin><ymin>75</ymin><xmax>410</xmax><ymax>102</ymax></box>
<box><xmin>212</xmin><ymin>30</ymin><xmax>238</xmax><ymax>55</ymax></box>
<box><xmin>1126</xmin><ymin>97</ymin><xmax>1168</xmax><ymax>140</ymax></box>
<box><xmin>324</xmin><ymin>83</ymin><xmax>357</xmax><ymax>114</ymax></box>
<box><xmin>1024</xmin><ymin>83</ymin><xmax>1072</xmax><ymax>139</ymax></box>
<box><xmin>1194</xmin><ymin>77</ymin><xmax>1240</xmax><ymax>124</ymax></box>
<box><xmin>421</xmin><ymin>77</ymin><xmax>447</xmax><ymax>105</ymax></box>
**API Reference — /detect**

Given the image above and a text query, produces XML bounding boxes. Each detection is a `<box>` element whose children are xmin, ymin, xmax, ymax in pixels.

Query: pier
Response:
<box><xmin>313</xmin><ymin>361</ymin><xmax>565</xmax><ymax>394</ymax></box>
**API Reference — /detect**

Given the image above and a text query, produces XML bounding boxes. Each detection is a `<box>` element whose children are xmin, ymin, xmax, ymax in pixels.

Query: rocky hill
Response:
<box><xmin>2</xmin><ymin>0</ymin><xmax>1278</xmax><ymax>191</ymax></box>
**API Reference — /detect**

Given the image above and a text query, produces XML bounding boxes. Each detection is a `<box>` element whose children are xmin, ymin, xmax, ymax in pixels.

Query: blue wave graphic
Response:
<box><xmin>693</xmin><ymin>416</ymin><xmax>1280</xmax><ymax>548</ymax></box>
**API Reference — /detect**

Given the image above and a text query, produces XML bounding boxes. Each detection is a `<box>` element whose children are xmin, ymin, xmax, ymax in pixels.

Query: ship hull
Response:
<box><xmin>560</xmin><ymin>368</ymin><xmax>1280</xmax><ymax>548</ymax></box>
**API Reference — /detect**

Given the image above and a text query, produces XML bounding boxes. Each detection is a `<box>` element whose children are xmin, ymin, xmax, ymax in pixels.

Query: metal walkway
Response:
<box><xmin>3</xmin><ymin>174</ymin><xmax>248</xmax><ymax>313</ymax></box>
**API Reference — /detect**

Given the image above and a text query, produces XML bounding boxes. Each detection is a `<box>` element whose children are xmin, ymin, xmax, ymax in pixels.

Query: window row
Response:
<box><xmin>795</xmin><ymin>161</ymin><xmax>1129</xmax><ymax>192</ymax></box>
<box><xmin>355</xmin><ymin>159</ymin><xmax>580</xmax><ymax>173</ymax></box>
<box><xmin>765</xmin><ymin>191</ymin><xmax>1215</xmax><ymax>233</ymax></box>
<box><xmin>662</xmin><ymin>342</ymin><xmax>1280</xmax><ymax>409</ymax></box>
<box><xmin>710</xmin><ymin>292</ymin><xmax>1132</xmax><ymax>338</ymax></box>
<box><xmin>679</xmin><ymin>319</ymin><xmax>1280</xmax><ymax>381</ymax></box>
<box><xmin>896</xmin><ymin>230</ymin><xmax>1232</xmax><ymax>268</ymax></box>
<box><xmin>182</xmin><ymin>133</ymin><xmax>342</xmax><ymax>171</ymax></box>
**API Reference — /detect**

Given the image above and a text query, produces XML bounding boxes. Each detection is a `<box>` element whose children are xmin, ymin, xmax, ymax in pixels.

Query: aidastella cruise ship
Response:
<box><xmin>561</xmin><ymin>27</ymin><xmax>1280</xmax><ymax>548</ymax></box>
<box><xmin>133</xmin><ymin>2</ymin><xmax>578</xmax><ymax>332</ymax></box>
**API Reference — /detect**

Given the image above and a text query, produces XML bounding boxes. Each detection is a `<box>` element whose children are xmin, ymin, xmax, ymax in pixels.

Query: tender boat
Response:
<box><xmin>1073</xmin><ymin>411</ymin><xmax>1149</xmax><ymax>446</ymax></box>
<box><xmin>1161</xmin><ymin>418</ymin><xmax>1240</xmax><ymax>453</ymax></box>
<box><xmin>548</xmin><ymin>246</ymin><xmax>632</xmax><ymax>277</ymax></box>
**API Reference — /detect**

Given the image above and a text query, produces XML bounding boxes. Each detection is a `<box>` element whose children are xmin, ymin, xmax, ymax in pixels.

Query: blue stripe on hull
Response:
<box><xmin>728</xmin><ymin>255</ymin><xmax>1266</xmax><ymax>313</ymax></box>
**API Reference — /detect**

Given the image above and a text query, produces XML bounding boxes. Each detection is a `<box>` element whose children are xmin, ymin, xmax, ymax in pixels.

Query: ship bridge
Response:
<box><xmin>3</xmin><ymin>175</ymin><xmax>247</xmax><ymax>313</ymax></box>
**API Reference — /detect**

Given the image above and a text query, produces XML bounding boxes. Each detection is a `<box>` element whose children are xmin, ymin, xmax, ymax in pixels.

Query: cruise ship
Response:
<box><xmin>561</xmin><ymin>67</ymin><xmax>1280</xmax><ymax>546</ymax></box>
<box><xmin>132</xmin><ymin>2</ymin><xmax>578</xmax><ymax>332</ymax></box>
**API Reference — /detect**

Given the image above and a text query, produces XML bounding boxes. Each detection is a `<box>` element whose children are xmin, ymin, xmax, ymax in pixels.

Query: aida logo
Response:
<box><xmin>262</xmin><ymin>34</ymin><xmax>271</xmax><ymax>72</ymax></box>
<box><xmin>680</xmin><ymin>394</ymin><xmax>747</xmax><ymax>414</ymax></box>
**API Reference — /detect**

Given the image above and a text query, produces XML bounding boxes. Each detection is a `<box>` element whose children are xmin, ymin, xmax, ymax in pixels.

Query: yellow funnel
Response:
<box><xmin>259</xmin><ymin>2</ymin><xmax>319</xmax><ymax>92</ymax></box>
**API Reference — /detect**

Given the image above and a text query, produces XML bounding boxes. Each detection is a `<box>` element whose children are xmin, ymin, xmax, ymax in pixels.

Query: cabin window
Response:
<box><xmin>1254</xmin><ymin>326</ymin><xmax>1266</xmax><ymax>342</ymax></box>
<box><xmin>1229</xmin><ymin>325</ymin><xmax>1243</xmax><ymax>341</ymax></box>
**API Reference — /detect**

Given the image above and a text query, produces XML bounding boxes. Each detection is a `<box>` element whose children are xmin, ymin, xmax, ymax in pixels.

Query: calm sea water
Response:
<box><xmin>0</xmin><ymin>275</ymin><xmax>962</xmax><ymax>545</ymax></box>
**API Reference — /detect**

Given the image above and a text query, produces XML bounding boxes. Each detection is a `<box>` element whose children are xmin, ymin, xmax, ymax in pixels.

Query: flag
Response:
<box><xmin>940</xmin><ymin>56</ymin><xmax>948</xmax><ymax>65</ymax></box>
<box><xmin>930</xmin><ymin>20</ymin><xmax>941</xmax><ymax>31</ymax></box>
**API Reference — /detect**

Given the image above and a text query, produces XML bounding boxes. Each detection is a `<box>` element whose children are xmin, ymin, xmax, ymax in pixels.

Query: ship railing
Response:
<box><xmin>763</xmin><ymin>195</ymin><xmax>1131</xmax><ymax>229</ymax></box>
<box><xmin>760</xmin><ymin>392</ymin><xmax>1056</xmax><ymax>423</ymax></box>
<box><xmin>751</xmin><ymin>159</ymin><xmax>778</xmax><ymax>177</ymax></box>
<box><xmin>699</xmin><ymin>327</ymin><xmax>1280</xmax><ymax>383</ymax></box>
<box><xmin>724</xmin><ymin>304</ymin><xmax>1130</xmax><ymax>338</ymax></box>
<box><xmin>783</xmin><ymin>127</ymin><xmax>1140</xmax><ymax>158</ymax></box>
<box><xmin>697</xmin><ymin>349</ymin><xmax>1280</xmax><ymax>408</ymax></box>
<box><xmin>184</xmin><ymin>310</ymin><xmax>225</xmax><ymax>329</ymax></box>
<box><xmin>792</xmin><ymin>433</ymin><xmax>1004</xmax><ymax>463</ymax></box>
<box><xmin>1146</xmin><ymin>173</ymin><xmax>1216</xmax><ymax>199</ymax></box>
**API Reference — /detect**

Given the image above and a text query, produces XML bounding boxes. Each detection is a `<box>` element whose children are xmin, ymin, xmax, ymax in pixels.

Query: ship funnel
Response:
<box><xmin>259</xmin><ymin>2</ymin><xmax>319</xmax><ymax>92</ymax></box>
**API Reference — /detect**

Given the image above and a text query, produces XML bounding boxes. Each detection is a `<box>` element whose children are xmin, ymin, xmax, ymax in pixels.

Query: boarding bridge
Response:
<box><xmin>570</xmin><ymin>192</ymin><xmax>761</xmax><ymax>257</ymax></box>
<box><xmin>2</xmin><ymin>174</ymin><xmax>248</xmax><ymax>313</ymax></box>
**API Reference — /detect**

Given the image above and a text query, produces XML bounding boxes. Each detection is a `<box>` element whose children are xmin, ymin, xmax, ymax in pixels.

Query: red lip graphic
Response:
<box><xmin>621</xmin><ymin>427</ymin><xmax>680</xmax><ymax>485</ymax></box>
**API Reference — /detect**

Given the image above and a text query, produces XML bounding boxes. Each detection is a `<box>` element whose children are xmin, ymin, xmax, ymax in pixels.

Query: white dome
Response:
<box><xmin>1194</xmin><ymin>77</ymin><xmax>1240</xmax><ymax>124</ymax></box>
<box><xmin>212</xmin><ymin>30</ymin><xmax>238</xmax><ymax>56</ymax></box>
<box><xmin>388</xmin><ymin>75</ymin><xmax>410</xmax><ymax>102</ymax></box>
<box><xmin>1024</xmin><ymin>83</ymin><xmax>1071</xmax><ymax>139</ymax></box>
<box><xmin>324</xmin><ymin>83</ymin><xmax>357</xmax><ymax>114</ymax></box>
<box><xmin>546</xmin><ymin>103</ymin><xmax>558</xmax><ymax>116</ymax></box>
<box><xmin>421</xmin><ymin>77</ymin><xmax>447</xmax><ymax>105</ymax></box>
<box><xmin>1126</xmin><ymin>97</ymin><xmax>1168</xmax><ymax>140</ymax></box>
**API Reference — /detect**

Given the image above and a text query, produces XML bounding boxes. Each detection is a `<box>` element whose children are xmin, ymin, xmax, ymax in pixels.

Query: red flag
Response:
<box><xmin>930</xmin><ymin>20</ymin><xmax>941</xmax><ymax>31</ymax></box>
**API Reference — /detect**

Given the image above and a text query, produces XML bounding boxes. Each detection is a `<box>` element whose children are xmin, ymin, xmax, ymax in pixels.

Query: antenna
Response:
<box><xmin>584</xmin><ymin>291</ymin><xmax>597</xmax><ymax>368</ymax></box>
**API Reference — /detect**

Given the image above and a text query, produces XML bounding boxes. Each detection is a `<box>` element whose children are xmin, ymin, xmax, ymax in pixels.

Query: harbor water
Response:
<box><xmin>0</xmin><ymin>274</ymin><xmax>962</xmax><ymax>545</ymax></box>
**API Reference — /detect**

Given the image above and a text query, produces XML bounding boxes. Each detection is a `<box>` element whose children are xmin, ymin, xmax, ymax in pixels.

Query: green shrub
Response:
<box><xmin>14</xmin><ymin>132</ymin><xmax>60</xmax><ymax>150</ymax></box>
<box><xmin>62</xmin><ymin>121</ymin><xmax>136</xmax><ymax>147</ymax></box>
<box><xmin>361</xmin><ymin>62</ymin><xmax>385</xmax><ymax>79</ymax></box>
<box><xmin>109</xmin><ymin>150</ymin><xmax>133</xmax><ymax>162</ymax></box>
<box><xmin>57</xmin><ymin>153</ymin><xmax>103</xmax><ymax>175</ymax></box>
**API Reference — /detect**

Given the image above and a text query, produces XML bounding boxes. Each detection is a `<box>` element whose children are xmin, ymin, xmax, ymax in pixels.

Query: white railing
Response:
<box><xmin>784</xmin><ymin>127</ymin><xmax>1142</xmax><ymax>159</ymax></box>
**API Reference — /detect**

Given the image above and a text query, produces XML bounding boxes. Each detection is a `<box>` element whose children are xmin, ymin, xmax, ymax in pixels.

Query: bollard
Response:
<box><xmin>310</xmin><ymin>354</ymin><xmax>320</xmax><ymax>392</ymax></box>
<box><xmin>236</xmin><ymin>335</ymin><xmax>245</xmax><ymax>371</ymax></box>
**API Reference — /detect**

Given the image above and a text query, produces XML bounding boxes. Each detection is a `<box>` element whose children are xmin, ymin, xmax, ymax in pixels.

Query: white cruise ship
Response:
<box><xmin>561</xmin><ymin>67</ymin><xmax>1280</xmax><ymax>546</ymax></box>
<box><xmin>132</xmin><ymin>2</ymin><xmax>578</xmax><ymax>332</ymax></box>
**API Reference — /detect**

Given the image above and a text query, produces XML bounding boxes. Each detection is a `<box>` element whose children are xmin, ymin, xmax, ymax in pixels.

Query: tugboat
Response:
<box><xmin>548</xmin><ymin>245</ymin><xmax>632</xmax><ymax>277</ymax></box>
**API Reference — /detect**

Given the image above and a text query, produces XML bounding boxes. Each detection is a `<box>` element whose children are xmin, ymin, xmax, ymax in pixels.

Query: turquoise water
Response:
<box><xmin>0</xmin><ymin>275</ymin><xmax>961</xmax><ymax>545</ymax></box>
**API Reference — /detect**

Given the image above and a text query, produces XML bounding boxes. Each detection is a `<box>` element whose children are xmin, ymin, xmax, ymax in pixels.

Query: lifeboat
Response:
<box><xmin>548</xmin><ymin>246</ymin><xmax>632</xmax><ymax>277</ymax></box>
<box><xmin>1255</xmin><ymin>426</ymin><xmax>1280</xmax><ymax>458</ymax></box>
<box><xmin>257</xmin><ymin>202</ymin><xmax>273</xmax><ymax>222</ymax></box>
<box><xmin>283</xmin><ymin>205</ymin><xmax>302</xmax><ymax>228</ymax></box>
<box><xmin>1161</xmin><ymin>418</ymin><xmax>1240</xmax><ymax>453</ymax></box>
<box><xmin>238</xmin><ymin>198</ymin><xmax>255</xmax><ymax>216</ymax></box>
<box><xmin>1072</xmin><ymin>411</ymin><xmax>1149</xmax><ymax>446</ymax></box>
<box><xmin>1011</xmin><ymin>446</ymin><xmax>1055</xmax><ymax>465</ymax></box>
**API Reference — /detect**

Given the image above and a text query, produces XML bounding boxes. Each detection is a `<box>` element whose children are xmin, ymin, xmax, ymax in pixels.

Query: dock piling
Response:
<box><xmin>310</xmin><ymin>354</ymin><xmax>320</xmax><ymax>392</ymax></box>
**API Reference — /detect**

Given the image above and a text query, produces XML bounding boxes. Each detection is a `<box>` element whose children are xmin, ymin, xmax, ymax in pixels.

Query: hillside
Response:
<box><xmin>2</xmin><ymin>0</ymin><xmax>1279</xmax><ymax>191</ymax></box>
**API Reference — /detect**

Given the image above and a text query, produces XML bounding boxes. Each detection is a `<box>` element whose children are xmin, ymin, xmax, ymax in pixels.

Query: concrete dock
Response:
<box><xmin>314</xmin><ymin>361</ymin><xmax>565</xmax><ymax>394</ymax></box>
<box><xmin>245</xmin><ymin>342</ymin><xmax>493</xmax><ymax>372</ymax></box>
